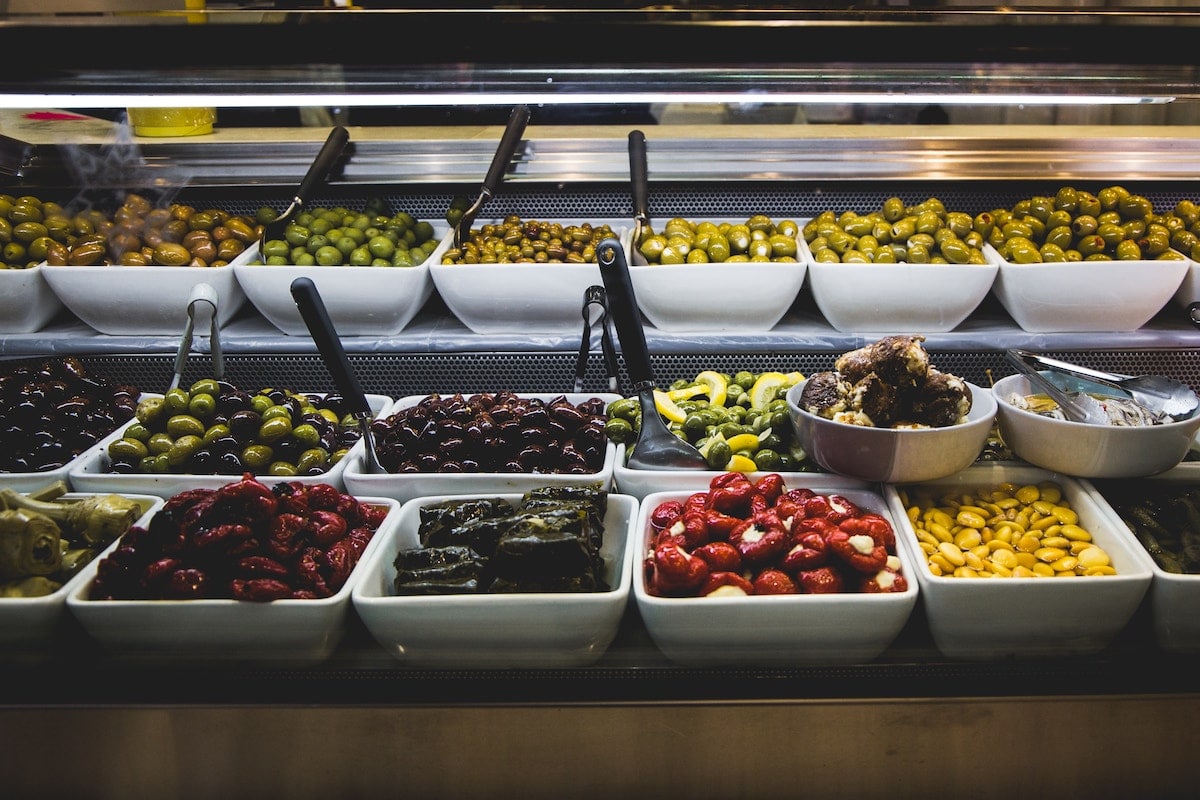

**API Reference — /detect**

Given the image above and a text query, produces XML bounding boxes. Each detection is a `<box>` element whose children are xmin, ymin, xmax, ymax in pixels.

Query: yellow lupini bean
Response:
<box><xmin>900</xmin><ymin>480</ymin><xmax>1115</xmax><ymax>579</ymax></box>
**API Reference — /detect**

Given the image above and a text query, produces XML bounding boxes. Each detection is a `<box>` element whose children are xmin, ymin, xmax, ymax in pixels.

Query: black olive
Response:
<box><xmin>215</xmin><ymin>451</ymin><xmax>245</xmax><ymax>474</ymax></box>
<box><xmin>228</xmin><ymin>409</ymin><xmax>262</xmax><ymax>440</ymax></box>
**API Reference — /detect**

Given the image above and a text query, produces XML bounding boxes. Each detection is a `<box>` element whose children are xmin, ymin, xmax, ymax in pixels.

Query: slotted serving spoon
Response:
<box><xmin>597</xmin><ymin>238</ymin><xmax>707</xmax><ymax>470</ymax></box>
<box><xmin>453</xmin><ymin>105</ymin><xmax>531</xmax><ymax>247</ymax></box>
<box><xmin>1011</xmin><ymin>349</ymin><xmax>1199</xmax><ymax>421</ymax></box>
<box><xmin>257</xmin><ymin>126</ymin><xmax>350</xmax><ymax>261</ymax></box>
<box><xmin>290</xmin><ymin>276</ymin><xmax>386</xmax><ymax>474</ymax></box>
<box><xmin>1005</xmin><ymin>349</ymin><xmax>1110</xmax><ymax>425</ymax></box>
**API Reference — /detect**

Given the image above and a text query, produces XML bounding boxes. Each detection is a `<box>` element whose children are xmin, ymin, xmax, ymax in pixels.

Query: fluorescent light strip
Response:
<box><xmin>0</xmin><ymin>92</ymin><xmax>1176</xmax><ymax>108</ymax></box>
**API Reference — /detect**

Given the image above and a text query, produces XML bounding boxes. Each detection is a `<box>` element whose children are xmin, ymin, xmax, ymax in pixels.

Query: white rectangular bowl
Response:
<box><xmin>630</xmin><ymin>218</ymin><xmax>806</xmax><ymax>332</ymax></box>
<box><xmin>428</xmin><ymin>218</ymin><xmax>626</xmax><ymax>335</ymax></box>
<box><xmin>0</xmin><ymin>493</ymin><xmax>162</xmax><ymax>647</ymax></box>
<box><xmin>1080</xmin><ymin>469</ymin><xmax>1200</xmax><ymax>653</ymax></box>
<box><xmin>0</xmin><ymin>263</ymin><xmax>63</xmax><ymax>333</ymax></box>
<box><xmin>69</xmin><ymin>393</ymin><xmax>393</xmax><ymax>498</ymax></box>
<box><xmin>343</xmin><ymin>392</ymin><xmax>620</xmax><ymax>504</ymax></box>
<box><xmin>884</xmin><ymin>464</ymin><xmax>1154</xmax><ymax>660</ymax></box>
<box><xmin>66</xmin><ymin>496</ymin><xmax>398</xmax><ymax>662</ymax></box>
<box><xmin>352</xmin><ymin>491</ymin><xmax>636</xmax><ymax>668</ymax></box>
<box><xmin>800</xmin><ymin>236</ymin><xmax>998</xmax><ymax>334</ymax></box>
<box><xmin>634</xmin><ymin>481</ymin><xmax>918</xmax><ymax>667</ymax></box>
<box><xmin>233</xmin><ymin>225</ymin><xmax>445</xmax><ymax>336</ymax></box>
<box><xmin>986</xmin><ymin>245</ymin><xmax>1189</xmax><ymax>332</ymax></box>
<box><xmin>41</xmin><ymin>249</ymin><xmax>250</xmax><ymax>335</ymax></box>
<box><xmin>1</xmin><ymin>422</ymin><xmax>133</xmax><ymax>494</ymax></box>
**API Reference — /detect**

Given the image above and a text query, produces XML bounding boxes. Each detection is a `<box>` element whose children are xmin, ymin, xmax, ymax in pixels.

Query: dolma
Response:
<box><xmin>418</xmin><ymin>497</ymin><xmax>514</xmax><ymax>548</ymax></box>
<box><xmin>485</xmin><ymin>508</ymin><xmax>609</xmax><ymax>592</ymax></box>
<box><xmin>393</xmin><ymin>545</ymin><xmax>487</xmax><ymax>594</ymax></box>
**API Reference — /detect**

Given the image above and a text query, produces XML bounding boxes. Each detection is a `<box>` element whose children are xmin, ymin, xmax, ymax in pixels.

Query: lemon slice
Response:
<box><xmin>666</xmin><ymin>384</ymin><xmax>708</xmax><ymax>402</ymax></box>
<box><xmin>725</xmin><ymin>432</ymin><xmax>761</xmax><ymax>453</ymax></box>
<box><xmin>653</xmin><ymin>389</ymin><xmax>688</xmax><ymax>424</ymax></box>
<box><xmin>748</xmin><ymin>371</ymin><xmax>803</xmax><ymax>410</ymax></box>
<box><xmin>694</xmin><ymin>370</ymin><xmax>728</xmax><ymax>407</ymax></box>
<box><xmin>725</xmin><ymin>453</ymin><xmax>758</xmax><ymax>472</ymax></box>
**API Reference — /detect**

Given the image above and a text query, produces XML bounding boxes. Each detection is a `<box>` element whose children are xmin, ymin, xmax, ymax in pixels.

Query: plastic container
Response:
<box><xmin>127</xmin><ymin>107</ymin><xmax>216</xmax><ymax>137</ymax></box>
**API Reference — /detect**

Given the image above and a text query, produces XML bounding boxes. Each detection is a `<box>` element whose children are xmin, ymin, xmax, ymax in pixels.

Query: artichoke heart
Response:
<box><xmin>0</xmin><ymin>509</ymin><xmax>63</xmax><ymax>580</ymax></box>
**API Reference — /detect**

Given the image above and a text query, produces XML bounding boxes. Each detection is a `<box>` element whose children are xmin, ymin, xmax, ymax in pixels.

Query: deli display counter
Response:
<box><xmin>3</xmin><ymin>4</ymin><xmax>1200</xmax><ymax>799</ymax></box>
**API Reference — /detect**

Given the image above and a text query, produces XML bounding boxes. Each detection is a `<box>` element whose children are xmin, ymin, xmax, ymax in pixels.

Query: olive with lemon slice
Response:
<box><xmin>605</xmin><ymin>368</ymin><xmax>810</xmax><ymax>472</ymax></box>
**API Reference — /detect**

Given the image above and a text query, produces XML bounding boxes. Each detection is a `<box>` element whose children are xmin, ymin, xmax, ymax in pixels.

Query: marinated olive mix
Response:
<box><xmin>803</xmin><ymin>197</ymin><xmax>988</xmax><ymax>265</ymax></box>
<box><xmin>41</xmin><ymin>193</ymin><xmax>262</xmax><ymax>268</ymax></box>
<box><xmin>635</xmin><ymin>215</ymin><xmax>800</xmax><ymax>265</ymax></box>
<box><xmin>605</xmin><ymin>370</ymin><xmax>808</xmax><ymax>472</ymax></box>
<box><xmin>106</xmin><ymin>380</ymin><xmax>363</xmax><ymax>477</ymax></box>
<box><xmin>441</xmin><ymin>217</ymin><xmax>618</xmax><ymax>265</ymax></box>
<box><xmin>0</xmin><ymin>357</ymin><xmax>139</xmax><ymax>473</ymax></box>
<box><xmin>988</xmin><ymin>184</ymin><xmax>1189</xmax><ymax>263</ymax></box>
<box><xmin>0</xmin><ymin>194</ymin><xmax>110</xmax><ymax>270</ymax></box>
<box><xmin>371</xmin><ymin>392</ymin><xmax>608</xmax><ymax>474</ymax></box>
<box><xmin>255</xmin><ymin>199</ymin><xmax>440</xmax><ymax>267</ymax></box>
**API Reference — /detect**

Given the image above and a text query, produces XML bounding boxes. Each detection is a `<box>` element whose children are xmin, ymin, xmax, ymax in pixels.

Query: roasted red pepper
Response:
<box><xmin>649</xmin><ymin>542</ymin><xmax>710</xmax><ymax>595</ymax></box>
<box><xmin>728</xmin><ymin>509</ymin><xmax>789</xmax><ymax>564</ymax></box>
<box><xmin>683</xmin><ymin>491</ymin><xmax>710</xmax><ymax>516</ymax></box>
<box><xmin>797</xmin><ymin>565</ymin><xmax>845</xmax><ymax>594</ymax></box>
<box><xmin>839</xmin><ymin>513</ymin><xmax>896</xmax><ymax>550</ymax></box>
<box><xmin>692</xmin><ymin>540</ymin><xmax>743</xmax><ymax>573</ymax></box>
<box><xmin>708</xmin><ymin>472</ymin><xmax>755</xmax><ymax>516</ymax></box>
<box><xmin>649</xmin><ymin>500</ymin><xmax>684</xmax><ymax>532</ymax></box>
<box><xmin>700</xmin><ymin>570</ymin><xmax>755</xmax><ymax>597</ymax></box>
<box><xmin>753</xmin><ymin>473</ymin><xmax>785</xmax><ymax>504</ymax></box>
<box><xmin>827</xmin><ymin>529</ymin><xmax>889</xmax><ymax>574</ymax></box>
<box><xmin>702</xmin><ymin>508</ymin><xmax>742</xmax><ymax>539</ymax></box>
<box><xmin>859</xmin><ymin>568</ymin><xmax>909</xmax><ymax>594</ymax></box>
<box><xmin>781</xmin><ymin>530</ymin><xmax>828</xmax><ymax>572</ymax></box>
<box><xmin>310</xmin><ymin>509</ymin><xmax>349</xmax><ymax>546</ymax></box>
<box><xmin>753</xmin><ymin>568</ymin><xmax>798</xmax><ymax>595</ymax></box>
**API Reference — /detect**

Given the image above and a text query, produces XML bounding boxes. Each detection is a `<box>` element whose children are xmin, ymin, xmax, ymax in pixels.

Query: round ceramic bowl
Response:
<box><xmin>785</xmin><ymin>379</ymin><xmax>998</xmax><ymax>484</ymax></box>
<box><xmin>991</xmin><ymin>372</ymin><xmax>1200</xmax><ymax>478</ymax></box>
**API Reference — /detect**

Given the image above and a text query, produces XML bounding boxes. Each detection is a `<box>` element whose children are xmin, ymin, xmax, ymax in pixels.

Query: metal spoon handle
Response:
<box><xmin>597</xmin><ymin>238</ymin><xmax>653</xmax><ymax>388</ymax></box>
<box><xmin>289</xmin><ymin>277</ymin><xmax>372</xmax><ymax>420</ymax></box>
<box><xmin>293</xmin><ymin>126</ymin><xmax>350</xmax><ymax>213</ymax></box>
<box><xmin>629</xmin><ymin>129</ymin><xmax>649</xmax><ymax>225</ymax></box>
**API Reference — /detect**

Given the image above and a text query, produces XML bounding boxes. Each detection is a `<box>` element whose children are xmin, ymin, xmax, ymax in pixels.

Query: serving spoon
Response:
<box><xmin>1005</xmin><ymin>349</ymin><xmax>1110</xmax><ymax>425</ymax></box>
<box><xmin>1011</xmin><ymin>349</ymin><xmax>1199</xmax><ymax>421</ymax></box>
<box><xmin>596</xmin><ymin>238</ymin><xmax>708</xmax><ymax>470</ymax></box>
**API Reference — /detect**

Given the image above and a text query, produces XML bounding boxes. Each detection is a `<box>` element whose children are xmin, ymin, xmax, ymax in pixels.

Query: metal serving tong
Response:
<box><xmin>574</xmin><ymin>285</ymin><xmax>620</xmax><ymax>393</ymax></box>
<box><xmin>453</xmin><ymin>105</ymin><xmax>531</xmax><ymax>248</ymax></box>
<box><xmin>169</xmin><ymin>282</ymin><xmax>223</xmax><ymax>392</ymax></box>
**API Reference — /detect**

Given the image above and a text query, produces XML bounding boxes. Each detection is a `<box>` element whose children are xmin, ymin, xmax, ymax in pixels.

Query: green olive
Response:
<box><xmin>203</xmin><ymin>423</ymin><xmax>231</xmax><ymax>444</ymax></box>
<box><xmin>163</xmin><ymin>388</ymin><xmax>190</xmax><ymax>415</ymax></box>
<box><xmin>167</xmin><ymin>435</ymin><xmax>202</xmax><ymax>467</ymax></box>
<box><xmin>109</xmin><ymin>437</ymin><xmax>149</xmax><ymax>461</ymax></box>
<box><xmin>146</xmin><ymin>432</ymin><xmax>175</xmax><ymax>456</ymax></box>
<box><xmin>268</xmin><ymin>461</ymin><xmax>298</xmax><ymax>477</ymax></box>
<box><xmin>259</xmin><ymin>416</ymin><xmax>293</xmax><ymax>443</ymax></box>
<box><xmin>166</xmin><ymin>414</ymin><xmax>205</xmax><ymax>439</ymax></box>
<box><xmin>188</xmin><ymin>392</ymin><xmax>217</xmax><ymax>419</ymax></box>
<box><xmin>123</xmin><ymin>422</ymin><xmax>151</xmax><ymax>442</ymax></box>
<box><xmin>241</xmin><ymin>443</ymin><xmax>274</xmax><ymax>471</ymax></box>
<box><xmin>296</xmin><ymin>447</ymin><xmax>330</xmax><ymax>473</ymax></box>
<box><xmin>189</xmin><ymin>378</ymin><xmax>220</xmax><ymax>396</ymax></box>
<box><xmin>1115</xmin><ymin>239</ymin><xmax>1143</xmax><ymax>260</ymax></box>
<box><xmin>136</xmin><ymin>396</ymin><xmax>165</xmax><ymax>425</ymax></box>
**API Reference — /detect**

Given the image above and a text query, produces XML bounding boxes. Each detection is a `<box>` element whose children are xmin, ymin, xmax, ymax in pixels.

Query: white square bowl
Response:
<box><xmin>343</xmin><ymin>392</ymin><xmax>620</xmax><ymax>504</ymax></box>
<box><xmin>801</xmin><ymin>239</ymin><xmax>998</xmax><ymax>333</ymax></box>
<box><xmin>428</xmin><ymin>219</ymin><xmax>626</xmax><ymax>335</ymax></box>
<box><xmin>1081</xmin><ymin>470</ymin><xmax>1200</xmax><ymax>653</ymax></box>
<box><xmin>634</xmin><ymin>481</ymin><xmax>918</xmax><ymax>667</ymax></box>
<box><xmin>986</xmin><ymin>245</ymin><xmax>1189</xmax><ymax>332</ymax></box>
<box><xmin>0</xmin><ymin>263</ymin><xmax>63</xmax><ymax>333</ymax></box>
<box><xmin>41</xmin><ymin>250</ymin><xmax>249</xmax><ymax>335</ymax></box>
<box><xmin>233</xmin><ymin>229</ymin><xmax>443</xmax><ymax>336</ymax></box>
<box><xmin>69</xmin><ymin>393</ymin><xmax>393</xmax><ymax>498</ymax></box>
<box><xmin>629</xmin><ymin>218</ymin><xmax>806</xmax><ymax>332</ymax></box>
<box><xmin>884</xmin><ymin>464</ymin><xmax>1154</xmax><ymax>660</ymax></box>
<box><xmin>0</xmin><ymin>493</ymin><xmax>162</xmax><ymax>647</ymax></box>
<box><xmin>351</xmin><ymin>490</ymin><xmax>636</xmax><ymax>668</ymax></box>
<box><xmin>66</xmin><ymin>495</ymin><xmax>398</xmax><ymax>662</ymax></box>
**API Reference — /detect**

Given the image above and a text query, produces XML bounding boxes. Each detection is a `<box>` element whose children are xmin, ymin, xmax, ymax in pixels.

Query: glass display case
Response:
<box><xmin>2</xmin><ymin>4</ymin><xmax>1200</xmax><ymax>798</ymax></box>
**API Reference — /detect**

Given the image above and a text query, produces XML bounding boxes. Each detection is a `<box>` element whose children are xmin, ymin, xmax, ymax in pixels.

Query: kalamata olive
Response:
<box><xmin>215</xmin><ymin>451</ymin><xmax>245</xmax><ymax>475</ymax></box>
